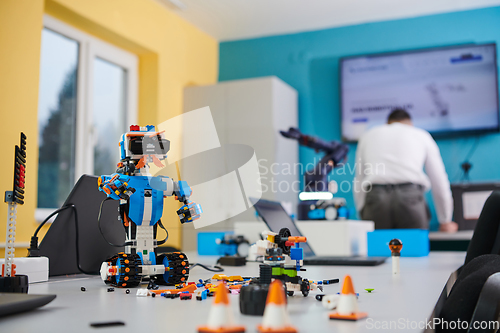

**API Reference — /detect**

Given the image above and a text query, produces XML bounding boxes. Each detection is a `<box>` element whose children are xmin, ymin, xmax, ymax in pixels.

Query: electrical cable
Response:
<box><xmin>460</xmin><ymin>136</ymin><xmax>481</xmax><ymax>182</ymax></box>
<box><xmin>156</xmin><ymin>219</ymin><xmax>169</xmax><ymax>245</ymax></box>
<box><xmin>33</xmin><ymin>205</ymin><xmax>72</xmax><ymax>238</ymax></box>
<box><xmin>189</xmin><ymin>263</ymin><xmax>224</xmax><ymax>272</ymax></box>
<box><xmin>97</xmin><ymin>197</ymin><xmax>132</xmax><ymax>248</ymax></box>
<box><xmin>30</xmin><ymin>204</ymin><xmax>98</xmax><ymax>275</ymax></box>
<box><xmin>97</xmin><ymin>197</ymin><xmax>169</xmax><ymax>247</ymax></box>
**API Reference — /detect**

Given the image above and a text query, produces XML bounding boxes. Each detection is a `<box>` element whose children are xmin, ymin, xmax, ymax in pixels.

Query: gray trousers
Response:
<box><xmin>360</xmin><ymin>184</ymin><xmax>431</xmax><ymax>229</ymax></box>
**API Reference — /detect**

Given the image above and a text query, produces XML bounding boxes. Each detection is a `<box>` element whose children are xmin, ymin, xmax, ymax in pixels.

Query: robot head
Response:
<box><xmin>119</xmin><ymin>125</ymin><xmax>170</xmax><ymax>164</ymax></box>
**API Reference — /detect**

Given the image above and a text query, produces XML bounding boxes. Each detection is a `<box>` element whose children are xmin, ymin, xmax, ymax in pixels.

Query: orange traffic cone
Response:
<box><xmin>257</xmin><ymin>280</ymin><xmax>297</xmax><ymax>333</ymax></box>
<box><xmin>329</xmin><ymin>275</ymin><xmax>367</xmax><ymax>321</ymax></box>
<box><xmin>198</xmin><ymin>282</ymin><xmax>246</xmax><ymax>333</ymax></box>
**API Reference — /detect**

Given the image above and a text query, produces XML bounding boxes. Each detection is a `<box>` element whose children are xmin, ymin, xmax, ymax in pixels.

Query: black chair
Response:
<box><xmin>425</xmin><ymin>191</ymin><xmax>500</xmax><ymax>333</ymax></box>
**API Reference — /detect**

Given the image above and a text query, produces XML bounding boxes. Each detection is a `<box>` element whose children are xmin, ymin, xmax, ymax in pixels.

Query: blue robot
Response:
<box><xmin>98</xmin><ymin>125</ymin><xmax>202</xmax><ymax>288</ymax></box>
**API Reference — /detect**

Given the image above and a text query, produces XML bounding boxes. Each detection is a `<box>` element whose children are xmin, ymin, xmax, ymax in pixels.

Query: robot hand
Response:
<box><xmin>98</xmin><ymin>174</ymin><xmax>136</xmax><ymax>200</ymax></box>
<box><xmin>177</xmin><ymin>201</ymin><xmax>202</xmax><ymax>224</ymax></box>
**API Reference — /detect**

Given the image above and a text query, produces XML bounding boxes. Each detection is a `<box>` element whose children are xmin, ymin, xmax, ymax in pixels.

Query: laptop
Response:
<box><xmin>251</xmin><ymin>198</ymin><xmax>387</xmax><ymax>266</ymax></box>
<box><xmin>39</xmin><ymin>175</ymin><xmax>125</xmax><ymax>276</ymax></box>
<box><xmin>0</xmin><ymin>293</ymin><xmax>56</xmax><ymax>317</ymax></box>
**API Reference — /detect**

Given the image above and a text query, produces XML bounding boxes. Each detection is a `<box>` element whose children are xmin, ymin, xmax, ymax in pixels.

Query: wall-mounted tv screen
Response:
<box><xmin>340</xmin><ymin>43</ymin><xmax>499</xmax><ymax>142</ymax></box>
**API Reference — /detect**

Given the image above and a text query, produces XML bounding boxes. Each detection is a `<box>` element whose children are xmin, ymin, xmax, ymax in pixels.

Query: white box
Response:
<box><xmin>1</xmin><ymin>256</ymin><xmax>49</xmax><ymax>283</ymax></box>
<box><xmin>234</xmin><ymin>220</ymin><xmax>374</xmax><ymax>256</ymax></box>
<box><xmin>296</xmin><ymin>220</ymin><xmax>374</xmax><ymax>256</ymax></box>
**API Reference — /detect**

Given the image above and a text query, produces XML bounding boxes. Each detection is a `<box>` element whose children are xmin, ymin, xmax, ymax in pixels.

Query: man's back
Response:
<box><xmin>354</xmin><ymin>118</ymin><xmax>454</xmax><ymax>230</ymax></box>
<box><xmin>357</xmin><ymin>122</ymin><xmax>434</xmax><ymax>189</ymax></box>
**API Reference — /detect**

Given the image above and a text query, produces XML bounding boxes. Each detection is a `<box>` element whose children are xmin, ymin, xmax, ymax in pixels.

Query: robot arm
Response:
<box><xmin>98</xmin><ymin>173</ymin><xmax>136</xmax><ymax>200</ymax></box>
<box><xmin>158</xmin><ymin>177</ymin><xmax>202</xmax><ymax>224</ymax></box>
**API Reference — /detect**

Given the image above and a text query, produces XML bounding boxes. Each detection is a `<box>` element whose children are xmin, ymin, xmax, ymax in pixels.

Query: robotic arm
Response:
<box><xmin>98</xmin><ymin>173</ymin><xmax>136</xmax><ymax>200</ymax></box>
<box><xmin>171</xmin><ymin>180</ymin><xmax>202</xmax><ymax>224</ymax></box>
<box><xmin>280</xmin><ymin>127</ymin><xmax>349</xmax><ymax>192</ymax></box>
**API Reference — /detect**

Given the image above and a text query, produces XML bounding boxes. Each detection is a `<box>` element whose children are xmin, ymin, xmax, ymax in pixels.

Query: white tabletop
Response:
<box><xmin>429</xmin><ymin>230</ymin><xmax>474</xmax><ymax>240</ymax></box>
<box><xmin>0</xmin><ymin>252</ymin><xmax>466</xmax><ymax>333</ymax></box>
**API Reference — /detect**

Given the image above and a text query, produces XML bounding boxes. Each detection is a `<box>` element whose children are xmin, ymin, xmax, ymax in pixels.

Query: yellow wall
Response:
<box><xmin>0</xmin><ymin>0</ymin><xmax>218</xmax><ymax>257</ymax></box>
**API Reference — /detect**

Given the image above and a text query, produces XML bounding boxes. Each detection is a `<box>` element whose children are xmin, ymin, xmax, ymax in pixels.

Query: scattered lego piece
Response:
<box><xmin>389</xmin><ymin>239</ymin><xmax>403</xmax><ymax>275</ymax></box>
<box><xmin>198</xmin><ymin>283</ymin><xmax>246</xmax><ymax>333</ymax></box>
<box><xmin>329</xmin><ymin>275</ymin><xmax>368</xmax><ymax>321</ymax></box>
<box><xmin>257</xmin><ymin>280</ymin><xmax>297</xmax><ymax>333</ymax></box>
<box><xmin>228</xmin><ymin>276</ymin><xmax>244</xmax><ymax>282</ymax></box>
<box><xmin>365</xmin><ymin>288</ymin><xmax>374</xmax><ymax>293</ymax></box>
<box><xmin>315</xmin><ymin>294</ymin><xmax>325</xmax><ymax>301</ymax></box>
<box><xmin>125</xmin><ymin>289</ymin><xmax>130</xmax><ymax>294</ymax></box>
<box><xmin>81</xmin><ymin>287</ymin><xmax>86</xmax><ymax>292</ymax></box>
<box><xmin>150</xmin><ymin>283</ymin><xmax>197</xmax><ymax>296</ymax></box>
<box><xmin>107</xmin><ymin>288</ymin><xmax>115</xmax><ymax>292</ymax></box>
<box><xmin>322</xmin><ymin>294</ymin><xmax>340</xmax><ymax>310</ymax></box>
<box><xmin>180</xmin><ymin>293</ymin><xmax>192</xmax><ymax>300</ymax></box>
<box><xmin>147</xmin><ymin>280</ymin><xmax>159</xmax><ymax>290</ymax></box>
<box><xmin>136</xmin><ymin>289</ymin><xmax>149</xmax><ymax>297</ymax></box>
<box><xmin>90</xmin><ymin>321</ymin><xmax>125</xmax><ymax>328</ymax></box>
<box><xmin>231</xmin><ymin>289</ymin><xmax>240</xmax><ymax>295</ymax></box>
<box><xmin>212</xmin><ymin>274</ymin><xmax>228</xmax><ymax>281</ymax></box>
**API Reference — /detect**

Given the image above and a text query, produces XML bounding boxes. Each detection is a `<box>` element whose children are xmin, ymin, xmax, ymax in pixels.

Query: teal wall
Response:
<box><xmin>219</xmin><ymin>7</ymin><xmax>500</xmax><ymax>229</ymax></box>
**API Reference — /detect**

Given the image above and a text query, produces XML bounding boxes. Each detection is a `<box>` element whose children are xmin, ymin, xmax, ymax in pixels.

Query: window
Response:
<box><xmin>37</xmin><ymin>16</ymin><xmax>137</xmax><ymax>220</ymax></box>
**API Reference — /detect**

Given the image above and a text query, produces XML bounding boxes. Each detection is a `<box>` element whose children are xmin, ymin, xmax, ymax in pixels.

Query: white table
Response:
<box><xmin>0</xmin><ymin>252</ymin><xmax>466</xmax><ymax>333</ymax></box>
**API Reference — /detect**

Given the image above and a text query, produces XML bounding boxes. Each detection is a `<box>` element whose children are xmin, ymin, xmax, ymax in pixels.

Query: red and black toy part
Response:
<box><xmin>5</xmin><ymin>133</ymin><xmax>27</xmax><ymax>205</ymax></box>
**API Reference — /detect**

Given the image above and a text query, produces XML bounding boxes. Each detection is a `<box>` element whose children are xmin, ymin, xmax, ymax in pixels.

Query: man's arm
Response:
<box><xmin>423</xmin><ymin>135</ymin><xmax>457</xmax><ymax>232</ymax></box>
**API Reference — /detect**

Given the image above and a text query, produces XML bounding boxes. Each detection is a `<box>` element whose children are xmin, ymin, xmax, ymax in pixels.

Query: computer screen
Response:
<box><xmin>340</xmin><ymin>43</ymin><xmax>499</xmax><ymax>141</ymax></box>
<box><xmin>251</xmin><ymin>198</ymin><xmax>315</xmax><ymax>258</ymax></box>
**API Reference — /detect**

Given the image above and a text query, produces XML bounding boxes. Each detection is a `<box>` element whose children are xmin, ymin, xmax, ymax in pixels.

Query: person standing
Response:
<box><xmin>353</xmin><ymin>109</ymin><xmax>457</xmax><ymax>232</ymax></box>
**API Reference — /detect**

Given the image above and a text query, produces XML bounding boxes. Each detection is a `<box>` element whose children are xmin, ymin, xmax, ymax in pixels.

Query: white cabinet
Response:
<box><xmin>181</xmin><ymin>76</ymin><xmax>298</xmax><ymax>250</ymax></box>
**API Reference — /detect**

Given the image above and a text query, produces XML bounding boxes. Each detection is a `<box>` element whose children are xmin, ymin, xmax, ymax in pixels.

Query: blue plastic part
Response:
<box><xmin>308</xmin><ymin>209</ymin><xmax>325</xmax><ymax>220</ymax></box>
<box><xmin>146</xmin><ymin>125</ymin><xmax>155</xmax><ymax>131</ymax></box>
<box><xmin>162</xmin><ymin>256</ymin><xmax>171</xmax><ymax>283</ymax></box>
<box><xmin>197</xmin><ymin>232</ymin><xmax>237</xmax><ymax>256</ymax></box>
<box><xmin>181</xmin><ymin>291</ymin><xmax>189</xmax><ymax>294</ymax></box>
<box><xmin>337</xmin><ymin>206</ymin><xmax>349</xmax><ymax>219</ymax></box>
<box><xmin>119</xmin><ymin>134</ymin><xmax>126</xmax><ymax>160</ymax></box>
<box><xmin>177</xmin><ymin>181</ymin><xmax>192</xmax><ymax>199</ymax></box>
<box><xmin>126</xmin><ymin>176</ymin><xmax>164</xmax><ymax>226</ymax></box>
<box><xmin>318</xmin><ymin>281</ymin><xmax>323</xmax><ymax>285</ymax></box>
<box><xmin>115</xmin><ymin>258</ymin><xmax>122</xmax><ymax>284</ymax></box>
<box><xmin>290</xmin><ymin>247</ymin><xmax>303</xmax><ymax>261</ymax></box>
<box><xmin>149</xmin><ymin>252</ymin><xmax>156</xmax><ymax>265</ymax></box>
<box><xmin>196</xmin><ymin>284</ymin><xmax>204</xmax><ymax>288</ymax></box>
<box><xmin>367</xmin><ymin>229</ymin><xmax>430</xmax><ymax>257</ymax></box>
<box><xmin>201</xmin><ymin>289</ymin><xmax>208</xmax><ymax>300</ymax></box>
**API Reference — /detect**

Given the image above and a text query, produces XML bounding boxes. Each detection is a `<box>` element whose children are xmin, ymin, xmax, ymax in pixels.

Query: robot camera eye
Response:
<box><xmin>129</xmin><ymin>137</ymin><xmax>170</xmax><ymax>156</ymax></box>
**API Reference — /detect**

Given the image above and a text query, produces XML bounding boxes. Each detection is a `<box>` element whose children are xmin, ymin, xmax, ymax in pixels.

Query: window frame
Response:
<box><xmin>36</xmin><ymin>15</ymin><xmax>138</xmax><ymax>222</ymax></box>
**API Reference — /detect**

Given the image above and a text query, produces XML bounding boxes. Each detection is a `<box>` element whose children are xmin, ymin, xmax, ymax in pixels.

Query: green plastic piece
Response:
<box><xmin>365</xmin><ymin>288</ymin><xmax>374</xmax><ymax>293</ymax></box>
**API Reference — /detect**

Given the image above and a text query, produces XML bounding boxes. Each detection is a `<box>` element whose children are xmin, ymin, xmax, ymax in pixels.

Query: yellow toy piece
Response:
<box><xmin>228</xmin><ymin>275</ymin><xmax>243</xmax><ymax>282</ymax></box>
<box><xmin>212</xmin><ymin>274</ymin><xmax>228</xmax><ymax>281</ymax></box>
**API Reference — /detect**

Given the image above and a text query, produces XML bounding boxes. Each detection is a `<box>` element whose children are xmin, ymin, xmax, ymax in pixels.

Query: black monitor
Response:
<box><xmin>39</xmin><ymin>175</ymin><xmax>124</xmax><ymax>276</ymax></box>
<box><xmin>451</xmin><ymin>182</ymin><xmax>500</xmax><ymax>230</ymax></box>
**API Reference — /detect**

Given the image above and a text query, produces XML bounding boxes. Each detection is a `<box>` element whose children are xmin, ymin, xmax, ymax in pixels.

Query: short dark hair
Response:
<box><xmin>387</xmin><ymin>108</ymin><xmax>411</xmax><ymax>123</ymax></box>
